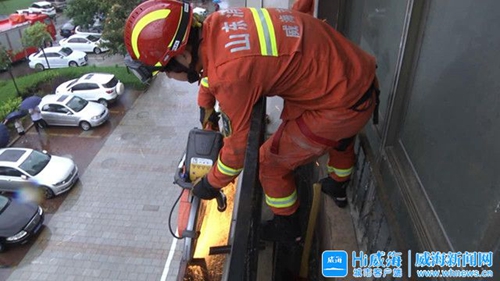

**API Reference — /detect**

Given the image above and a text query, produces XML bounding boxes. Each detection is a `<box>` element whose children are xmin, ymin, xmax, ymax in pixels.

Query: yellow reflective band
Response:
<box><xmin>265</xmin><ymin>190</ymin><xmax>297</xmax><ymax>208</ymax></box>
<box><xmin>152</xmin><ymin>62</ymin><xmax>162</xmax><ymax>76</ymax></box>
<box><xmin>201</xmin><ymin>77</ymin><xmax>209</xmax><ymax>88</ymax></box>
<box><xmin>216</xmin><ymin>155</ymin><xmax>242</xmax><ymax>176</ymax></box>
<box><xmin>132</xmin><ymin>9</ymin><xmax>171</xmax><ymax>59</ymax></box>
<box><xmin>327</xmin><ymin>165</ymin><xmax>353</xmax><ymax>178</ymax></box>
<box><xmin>249</xmin><ymin>8</ymin><xmax>278</xmax><ymax>56</ymax></box>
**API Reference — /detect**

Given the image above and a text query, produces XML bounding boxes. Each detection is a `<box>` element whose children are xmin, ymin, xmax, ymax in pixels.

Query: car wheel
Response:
<box><xmin>79</xmin><ymin>121</ymin><xmax>91</xmax><ymax>131</ymax></box>
<box><xmin>69</xmin><ymin>61</ymin><xmax>78</xmax><ymax>67</ymax></box>
<box><xmin>41</xmin><ymin>186</ymin><xmax>55</xmax><ymax>199</ymax></box>
<box><xmin>94</xmin><ymin>47</ymin><xmax>102</xmax><ymax>54</ymax></box>
<box><xmin>98</xmin><ymin>99</ymin><xmax>108</xmax><ymax>107</ymax></box>
<box><xmin>35</xmin><ymin>63</ymin><xmax>45</xmax><ymax>71</ymax></box>
<box><xmin>37</xmin><ymin>120</ymin><xmax>48</xmax><ymax>128</ymax></box>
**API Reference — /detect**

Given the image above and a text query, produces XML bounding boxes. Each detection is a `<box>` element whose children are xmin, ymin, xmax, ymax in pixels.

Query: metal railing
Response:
<box><xmin>223</xmin><ymin>97</ymin><xmax>267</xmax><ymax>281</ymax></box>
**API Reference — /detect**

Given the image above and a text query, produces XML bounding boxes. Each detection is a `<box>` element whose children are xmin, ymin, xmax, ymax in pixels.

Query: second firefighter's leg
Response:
<box><xmin>259</xmin><ymin>121</ymin><xmax>326</xmax><ymax>242</ymax></box>
<box><xmin>320</xmin><ymin>141</ymin><xmax>355</xmax><ymax>208</ymax></box>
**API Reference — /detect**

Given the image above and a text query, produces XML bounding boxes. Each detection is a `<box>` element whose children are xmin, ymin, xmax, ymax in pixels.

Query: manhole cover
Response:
<box><xmin>101</xmin><ymin>158</ymin><xmax>118</xmax><ymax>168</ymax></box>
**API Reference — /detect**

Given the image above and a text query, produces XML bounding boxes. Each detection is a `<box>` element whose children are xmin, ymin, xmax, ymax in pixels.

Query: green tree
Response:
<box><xmin>0</xmin><ymin>44</ymin><xmax>21</xmax><ymax>96</ymax></box>
<box><xmin>65</xmin><ymin>0</ymin><xmax>142</xmax><ymax>55</ymax></box>
<box><xmin>22</xmin><ymin>22</ymin><xmax>54</xmax><ymax>70</ymax></box>
<box><xmin>64</xmin><ymin>0</ymin><xmax>101</xmax><ymax>29</ymax></box>
<box><xmin>0</xmin><ymin>44</ymin><xmax>10</xmax><ymax>70</ymax></box>
<box><xmin>21</xmin><ymin>22</ymin><xmax>53</xmax><ymax>48</ymax></box>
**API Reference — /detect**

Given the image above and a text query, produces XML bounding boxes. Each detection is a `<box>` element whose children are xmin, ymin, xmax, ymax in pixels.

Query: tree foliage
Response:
<box><xmin>65</xmin><ymin>0</ymin><xmax>143</xmax><ymax>55</ymax></box>
<box><xmin>21</xmin><ymin>22</ymin><xmax>53</xmax><ymax>48</ymax></box>
<box><xmin>64</xmin><ymin>0</ymin><xmax>101</xmax><ymax>29</ymax></box>
<box><xmin>0</xmin><ymin>45</ymin><xmax>10</xmax><ymax>70</ymax></box>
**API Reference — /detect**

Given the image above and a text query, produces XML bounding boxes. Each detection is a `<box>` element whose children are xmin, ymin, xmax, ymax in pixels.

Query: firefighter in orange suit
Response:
<box><xmin>292</xmin><ymin>0</ymin><xmax>315</xmax><ymax>16</ymax></box>
<box><xmin>124</xmin><ymin>0</ymin><xmax>378</xmax><ymax>242</ymax></box>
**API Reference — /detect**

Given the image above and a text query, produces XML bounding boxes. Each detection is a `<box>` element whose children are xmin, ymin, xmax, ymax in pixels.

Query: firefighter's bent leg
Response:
<box><xmin>260</xmin><ymin>120</ymin><xmax>326</xmax><ymax>216</ymax></box>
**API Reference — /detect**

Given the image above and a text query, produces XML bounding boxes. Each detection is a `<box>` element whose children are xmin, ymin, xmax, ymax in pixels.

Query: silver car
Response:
<box><xmin>0</xmin><ymin>148</ymin><xmax>78</xmax><ymax>198</ymax></box>
<box><xmin>38</xmin><ymin>94</ymin><xmax>109</xmax><ymax>131</ymax></box>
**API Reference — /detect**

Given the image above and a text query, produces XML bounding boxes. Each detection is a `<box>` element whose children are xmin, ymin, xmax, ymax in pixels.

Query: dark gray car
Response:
<box><xmin>0</xmin><ymin>195</ymin><xmax>44</xmax><ymax>252</ymax></box>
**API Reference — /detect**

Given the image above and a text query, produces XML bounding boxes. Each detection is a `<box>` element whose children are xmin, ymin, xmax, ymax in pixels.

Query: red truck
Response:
<box><xmin>0</xmin><ymin>13</ymin><xmax>56</xmax><ymax>63</ymax></box>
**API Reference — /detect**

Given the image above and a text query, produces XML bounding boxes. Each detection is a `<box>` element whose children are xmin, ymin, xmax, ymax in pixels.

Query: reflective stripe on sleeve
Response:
<box><xmin>249</xmin><ymin>8</ymin><xmax>278</xmax><ymax>57</ymax></box>
<box><xmin>327</xmin><ymin>165</ymin><xmax>353</xmax><ymax>178</ymax></box>
<box><xmin>265</xmin><ymin>190</ymin><xmax>297</xmax><ymax>209</ymax></box>
<box><xmin>201</xmin><ymin>77</ymin><xmax>209</xmax><ymax>88</ymax></box>
<box><xmin>216</xmin><ymin>155</ymin><xmax>242</xmax><ymax>176</ymax></box>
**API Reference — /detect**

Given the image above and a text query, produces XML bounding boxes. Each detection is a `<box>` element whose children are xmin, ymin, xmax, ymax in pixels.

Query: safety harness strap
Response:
<box><xmin>349</xmin><ymin>78</ymin><xmax>381</xmax><ymax>125</ymax></box>
<box><xmin>271</xmin><ymin>118</ymin><xmax>355</xmax><ymax>154</ymax></box>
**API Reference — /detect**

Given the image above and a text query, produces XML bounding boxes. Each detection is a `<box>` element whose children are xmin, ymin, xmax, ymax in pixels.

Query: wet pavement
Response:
<box><xmin>0</xmin><ymin>88</ymin><xmax>141</xmax><ymax>279</ymax></box>
<box><xmin>1</xmin><ymin>74</ymin><xmax>200</xmax><ymax>281</ymax></box>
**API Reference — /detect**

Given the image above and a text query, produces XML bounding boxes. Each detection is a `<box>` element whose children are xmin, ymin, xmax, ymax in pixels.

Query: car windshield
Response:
<box><xmin>87</xmin><ymin>35</ymin><xmax>100</xmax><ymax>42</ymax></box>
<box><xmin>66</xmin><ymin>96</ymin><xmax>88</xmax><ymax>112</ymax></box>
<box><xmin>19</xmin><ymin>150</ymin><xmax>51</xmax><ymax>176</ymax></box>
<box><xmin>0</xmin><ymin>196</ymin><xmax>9</xmax><ymax>213</ymax></box>
<box><xmin>59</xmin><ymin>47</ymin><xmax>73</xmax><ymax>56</ymax></box>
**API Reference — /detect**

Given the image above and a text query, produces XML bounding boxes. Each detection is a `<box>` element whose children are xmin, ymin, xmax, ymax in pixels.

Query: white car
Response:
<box><xmin>0</xmin><ymin>148</ymin><xmax>78</xmax><ymax>199</ymax></box>
<box><xmin>38</xmin><ymin>94</ymin><xmax>109</xmax><ymax>130</ymax></box>
<box><xmin>59</xmin><ymin>34</ymin><xmax>108</xmax><ymax>54</ymax></box>
<box><xmin>55</xmin><ymin>73</ymin><xmax>124</xmax><ymax>107</ymax></box>
<box><xmin>18</xmin><ymin>1</ymin><xmax>56</xmax><ymax>18</ymax></box>
<box><xmin>75</xmin><ymin>25</ymin><xmax>103</xmax><ymax>37</ymax></box>
<box><xmin>28</xmin><ymin>46</ymin><xmax>87</xmax><ymax>71</ymax></box>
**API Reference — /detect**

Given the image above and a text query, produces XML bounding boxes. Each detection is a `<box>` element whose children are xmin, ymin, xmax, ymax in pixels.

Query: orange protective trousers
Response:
<box><xmin>259</xmin><ymin>91</ymin><xmax>376</xmax><ymax>215</ymax></box>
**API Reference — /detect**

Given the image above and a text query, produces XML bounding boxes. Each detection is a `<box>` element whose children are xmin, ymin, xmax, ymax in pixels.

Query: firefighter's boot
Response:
<box><xmin>320</xmin><ymin>177</ymin><xmax>349</xmax><ymax>208</ymax></box>
<box><xmin>260</xmin><ymin>211</ymin><xmax>302</xmax><ymax>242</ymax></box>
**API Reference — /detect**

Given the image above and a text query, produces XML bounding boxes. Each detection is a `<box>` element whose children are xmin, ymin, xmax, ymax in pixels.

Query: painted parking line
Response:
<box><xmin>26</xmin><ymin>131</ymin><xmax>102</xmax><ymax>138</ymax></box>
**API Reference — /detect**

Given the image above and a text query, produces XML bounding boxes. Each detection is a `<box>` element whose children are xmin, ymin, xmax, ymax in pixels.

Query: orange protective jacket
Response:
<box><xmin>197</xmin><ymin>8</ymin><xmax>376</xmax><ymax>188</ymax></box>
<box><xmin>292</xmin><ymin>0</ymin><xmax>315</xmax><ymax>16</ymax></box>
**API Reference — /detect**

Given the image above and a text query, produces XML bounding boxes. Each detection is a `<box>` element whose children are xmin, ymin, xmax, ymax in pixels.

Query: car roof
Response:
<box><xmin>0</xmin><ymin>148</ymin><xmax>30</xmax><ymax>166</ymax></box>
<box><xmin>66</xmin><ymin>34</ymin><xmax>90</xmax><ymax>39</ymax></box>
<box><xmin>33</xmin><ymin>1</ymin><xmax>52</xmax><ymax>5</ymax></box>
<box><xmin>77</xmin><ymin>73</ymin><xmax>114</xmax><ymax>84</ymax></box>
<box><xmin>41</xmin><ymin>94</ymin><xmax>71</xmax><ymax>104</ymax></box>
<box><xmin>40</xmin><ymin>46</ymin><xmax>63</xmax><ymax>53</ymax></box>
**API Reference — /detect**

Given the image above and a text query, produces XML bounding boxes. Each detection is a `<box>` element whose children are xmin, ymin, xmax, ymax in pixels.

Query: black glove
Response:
<box><xmin>200</xmin><ymin>107</ymin><xmax>220</xmax><ymax>130</ymax></box>
<box><xmin>192</xmin><ymin>176</ymin><xmax>220</xmax><ymax>200</ymax></box>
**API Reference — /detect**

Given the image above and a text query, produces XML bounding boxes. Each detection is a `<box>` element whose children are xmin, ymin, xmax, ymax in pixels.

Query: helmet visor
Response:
<box><xmin>124</xmin><ymin>54</ymin><xmax>163</xmax><ymax>83</ymax></box>
<box><xmin>125</xmin><ymin>54</ymin><xmax>191</xmax><ymax>84</ymax></box>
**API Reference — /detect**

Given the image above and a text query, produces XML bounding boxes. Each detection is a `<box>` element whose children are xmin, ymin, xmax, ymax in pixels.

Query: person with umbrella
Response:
<box><xmin>20</xmin><ymin>96</ymin><xmax>43</xmax><ymax>133</ymax></box>
<box><xmin>3</xmin><ymin>110</ymin><xmax>28</xmax><ymax>143</ymax></box>
<box><xmin>29</xmin><ymin>106</ymin><xmax>43</xmax><ymax>133</ymax></box>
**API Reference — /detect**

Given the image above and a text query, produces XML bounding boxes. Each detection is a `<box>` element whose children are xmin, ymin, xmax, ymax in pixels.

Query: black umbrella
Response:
<box><xmin>20</xmin><ymin>96</ymin><xmax>42</xmax><ymax>111</ymax></box>
<box><xmin>4</xmin><ymin>110</ymin><xmax>28</xmax><ymax>123</ymax></box>
<box><xmin>0</xmin><ymin>123</ymin><xmax>9</xmax><ymax>148</ymax></box>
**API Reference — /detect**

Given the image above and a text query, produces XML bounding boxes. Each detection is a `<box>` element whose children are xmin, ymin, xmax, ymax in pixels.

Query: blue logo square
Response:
<box><xmin>322</xmin><ymin>250</ymin><xmax>348</xmax><ymax>278</ymax></box>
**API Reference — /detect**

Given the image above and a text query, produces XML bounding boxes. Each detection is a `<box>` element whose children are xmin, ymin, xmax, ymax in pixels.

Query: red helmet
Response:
<box><xmin>124</xmin><ymin>0</ymin><xmax>193</xmax><ymax>67</ymax></box>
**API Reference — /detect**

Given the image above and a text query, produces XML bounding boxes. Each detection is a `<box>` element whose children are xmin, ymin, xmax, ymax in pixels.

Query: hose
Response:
<box><xmin>168</xmin><ymin>187</ymin><xmax>185</xmax><ymax>240</ymax></box>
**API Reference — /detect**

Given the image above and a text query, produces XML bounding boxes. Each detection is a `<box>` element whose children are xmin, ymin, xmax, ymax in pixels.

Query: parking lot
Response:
<box><xmin>0</xmin><ymin>10</ymin><xmax>200</xmax><ymax>281</ymax></box>
<box><xmin>0</xmin><ymin>86</ymin><xmax>139</xmax><ymax>274</ymax></box>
